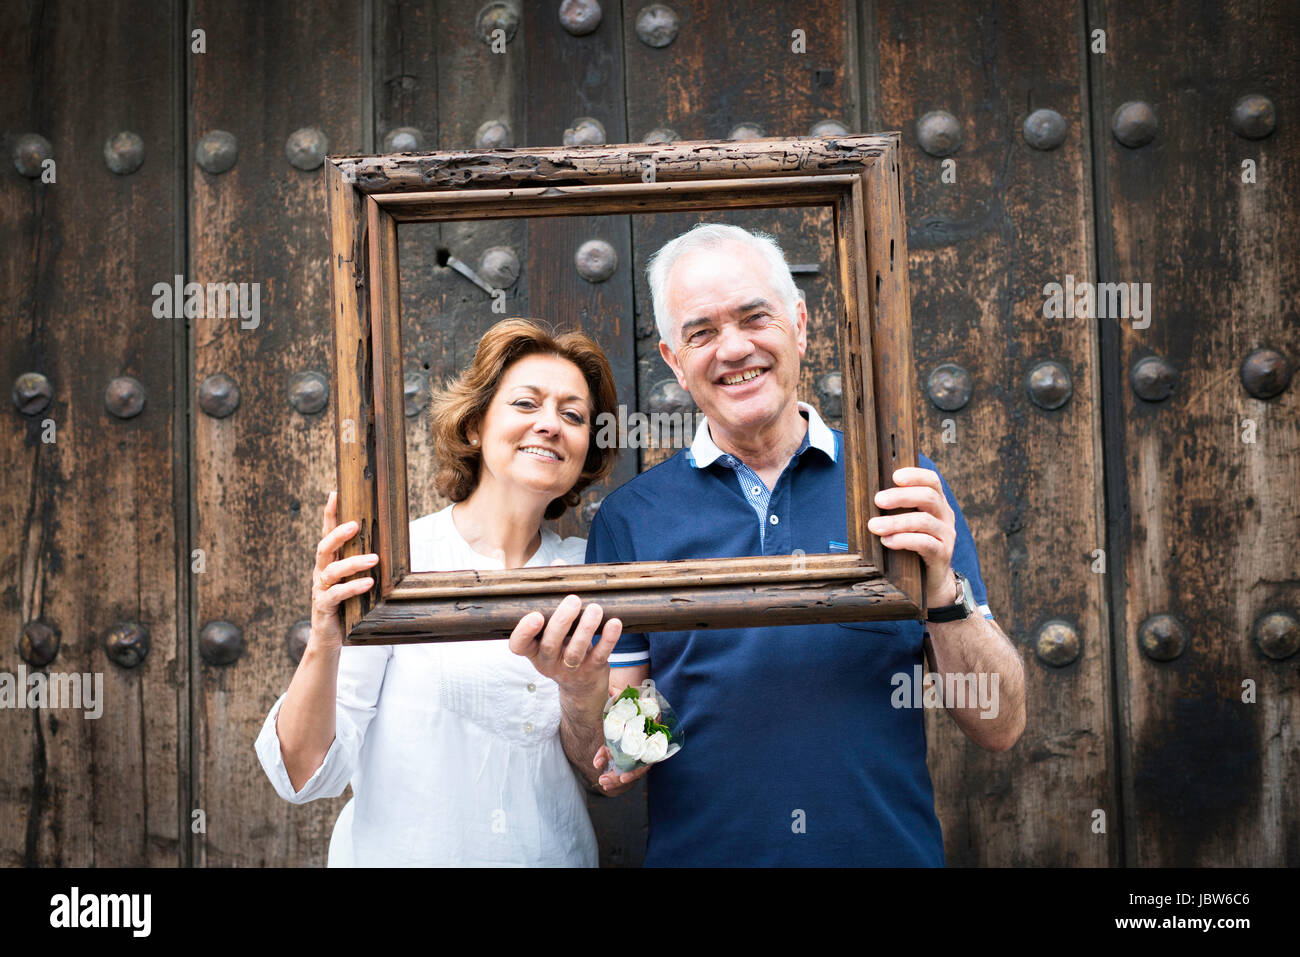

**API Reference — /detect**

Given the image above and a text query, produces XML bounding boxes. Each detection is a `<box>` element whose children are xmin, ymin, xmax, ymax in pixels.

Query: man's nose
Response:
<box><xmin>714</xmin><ymin>323</ymin><xmax>753</xmax><ymax>362</ymax></box>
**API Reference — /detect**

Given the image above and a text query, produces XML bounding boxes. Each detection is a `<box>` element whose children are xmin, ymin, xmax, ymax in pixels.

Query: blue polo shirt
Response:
<box><xmin>586</xmin><ymin>402</ymin><xmax>994</xmax><ymax>866</ymax></box>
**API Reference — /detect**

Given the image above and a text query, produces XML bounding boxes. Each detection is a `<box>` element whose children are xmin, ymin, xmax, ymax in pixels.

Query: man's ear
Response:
<box><xmin>794</xmin><ymin>294</ymin><xmax>809</xmax><ymax>357</ymax></box>
<box><xmin>659</xmin><ymin>339</ymin><xmax>689</xmax><ymax>391</ymax></box>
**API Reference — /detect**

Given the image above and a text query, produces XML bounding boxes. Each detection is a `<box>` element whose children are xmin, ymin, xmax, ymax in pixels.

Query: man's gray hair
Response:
<box><xmin>646</xmin><ymin>223</ymin><xmax>801</xmax><ymax>347</ymax></box>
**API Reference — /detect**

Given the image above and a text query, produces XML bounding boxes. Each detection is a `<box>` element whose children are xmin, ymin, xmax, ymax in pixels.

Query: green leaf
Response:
<box><xmin>615</xmin><ymin>686</ymin><xmax>641</xmax><ymax>703</ymax></box>
<box><xmin>644</xmin><ymin>719</ymin><xmax>670</xmax><ymax>738</ymax></box>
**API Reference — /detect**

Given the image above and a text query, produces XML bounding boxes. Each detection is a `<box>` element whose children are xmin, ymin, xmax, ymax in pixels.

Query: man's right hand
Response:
<box><xmin>594</xmin><ymin>745</ymin><xmax>652</xmax><ymax>794</ymax></box>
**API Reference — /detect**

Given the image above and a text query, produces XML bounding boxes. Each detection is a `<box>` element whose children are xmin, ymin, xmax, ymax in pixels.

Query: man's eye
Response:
<box><xmin>747</xmin><ymin>313</ymin><xmax>768</xmax><ymax>322</ymax></box>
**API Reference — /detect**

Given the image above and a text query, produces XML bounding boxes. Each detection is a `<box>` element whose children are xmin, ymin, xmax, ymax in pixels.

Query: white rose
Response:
<box><xmin>640</xmin><ymin>730</ymin><xmax>669</xmax><ymax>763</ymax></box>
<box><xmin>637</xmin><ymin>694</ymin><xmax>661</xmax><ymax>721</ymax></box>
<box><xmin>603</xmin><ymin>711</ymin><xmax>628</xmax><ymax>742</ymax></box>
<box><xmin>619</xmin><ymin>714</ymin><xmax>648</xmax><ymax>759</ymax></box>
<box><xmin>609</xmin><ymin>697</ymin><xmax>639</xmax><ymax>723</ymax></box>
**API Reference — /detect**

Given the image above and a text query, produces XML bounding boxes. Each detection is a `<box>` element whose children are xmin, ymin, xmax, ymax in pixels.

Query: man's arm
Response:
<box><xmin>870</xmin><ymin>466</ymin><xmax>1026</xmax><ymax>753</ymax></box>
<box><xmin>923</xmin><ymin>611</ymin><xmax>1026</xmax><ymax>751</ymax></box>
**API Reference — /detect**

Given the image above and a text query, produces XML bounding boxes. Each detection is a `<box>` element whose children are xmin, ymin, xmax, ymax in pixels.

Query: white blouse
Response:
<box><xmin>253</xmin><ymin>504</ymin><xmax>597</xmax><ymax>867</ymax></box>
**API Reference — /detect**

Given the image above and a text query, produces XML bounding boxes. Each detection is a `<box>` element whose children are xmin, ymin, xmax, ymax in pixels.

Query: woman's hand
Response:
<box><xmin>310</xmin><ymin>490</ymin><xmax>379</xmax><ymax>651</ymax></box>
<box><xmin>593</xmin><ymin>745</ymin><xmax>652</xmax><ymax>794</ymax></box>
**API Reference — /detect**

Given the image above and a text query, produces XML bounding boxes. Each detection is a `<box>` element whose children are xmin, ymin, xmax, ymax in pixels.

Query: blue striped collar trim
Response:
<box><xmin>688</xmin><ymin>401</ymin><xmax>837</xmax><ymax>468</ymax></box>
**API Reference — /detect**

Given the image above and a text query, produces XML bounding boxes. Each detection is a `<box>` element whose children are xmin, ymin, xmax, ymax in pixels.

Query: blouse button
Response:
<box><xmin>526</xmin><ymin>682</ymin><xmax>536</xmax><ymax>693</ymax></box>
<box><xmin>523</xmin><ymin>722</ymin><xmax>534</xmax><ymax>734</ymax></box>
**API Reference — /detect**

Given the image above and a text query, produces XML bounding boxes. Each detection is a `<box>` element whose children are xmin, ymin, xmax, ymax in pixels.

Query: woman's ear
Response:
<box><xmin>465</xmin><ymin>418</ymin><xmax>480</xmax><ymax>447</ymax></box>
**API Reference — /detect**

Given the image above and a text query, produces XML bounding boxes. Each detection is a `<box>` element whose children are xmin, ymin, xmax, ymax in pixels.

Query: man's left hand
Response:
<box><xmin>868</xmin><ymin>467</ymin><xmax>958</xmax><ymax>607</ymax></box>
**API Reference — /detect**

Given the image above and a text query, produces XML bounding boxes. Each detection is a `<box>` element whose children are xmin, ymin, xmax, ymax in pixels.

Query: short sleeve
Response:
<box><xmin>918</xmin><ymin>453</ymin><xmax>995</xmax><ymax>627</ymax></box>
<box><xmin>586</xmin><ymin>507</ymin><xmax>650</xmax><ymax>668</ymax></box>
<box><xmin>254</xmin><ymin>642</ymin><xmax>393</xmax><ymax>803</ymax></box>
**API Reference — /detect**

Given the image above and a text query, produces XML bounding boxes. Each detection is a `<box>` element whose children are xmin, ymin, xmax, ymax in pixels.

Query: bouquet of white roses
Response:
<box><xmin>601</xmin><ymin>679</ymin><xmax>683</xmax><ymax>773</ymax></box>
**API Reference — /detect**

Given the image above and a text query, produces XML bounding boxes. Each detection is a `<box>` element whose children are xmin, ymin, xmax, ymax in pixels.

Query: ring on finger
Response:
<box><xmin>563</xmin><ymin>659</ymin><xmax>581</xmax><ymax>669</ymax></box>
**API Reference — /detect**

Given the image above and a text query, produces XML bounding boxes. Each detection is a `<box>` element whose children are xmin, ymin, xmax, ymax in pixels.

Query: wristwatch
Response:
<box><xmin>926</xmin><ymin>570</ymin><xmax>977</xmax><ymax>623</ymax></box>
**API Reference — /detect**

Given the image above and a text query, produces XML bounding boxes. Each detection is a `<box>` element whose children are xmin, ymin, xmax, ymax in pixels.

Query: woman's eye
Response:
<box><xmin>563</xmin><ymin>411</ymin><xmax>585</xmax><ymax>424</ymax></box>
<box><xmin>511</xmin><ymin>399</ymin><xmax>536</xmax><ymax>410</ymax></box>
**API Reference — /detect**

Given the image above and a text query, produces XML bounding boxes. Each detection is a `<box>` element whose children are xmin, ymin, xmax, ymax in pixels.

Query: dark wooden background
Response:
<box><xmin>2</xmin><ymin>0</ymin><xmax>1296</xmax><ymax>867</ymax></box>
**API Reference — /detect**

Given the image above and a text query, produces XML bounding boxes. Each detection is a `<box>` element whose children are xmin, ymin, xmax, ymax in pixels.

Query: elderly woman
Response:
<box><xmin>254</xmin><ymin>318</ymin><xmax>623</xmax><ymax>866</ymax></box>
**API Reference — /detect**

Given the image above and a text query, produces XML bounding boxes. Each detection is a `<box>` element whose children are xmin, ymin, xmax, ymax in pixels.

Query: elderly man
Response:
<box><xmin>512</xmin><ymin>222</ymin><xmax>1025</xmax><ymax>866</ymax></box>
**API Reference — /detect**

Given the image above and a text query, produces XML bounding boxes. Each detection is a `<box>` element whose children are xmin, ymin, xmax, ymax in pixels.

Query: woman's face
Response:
<box><xmin>467</xmin><ymin>353</ymin><xmax>593</xmax><ymax>504</ymax></box>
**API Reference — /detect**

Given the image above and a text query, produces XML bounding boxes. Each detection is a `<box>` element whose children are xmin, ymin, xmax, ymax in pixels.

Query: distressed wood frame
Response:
<box><xmin>325</xmin><ymin>133</ymin><xmax>923</xmax><ymax>644</ymax></box>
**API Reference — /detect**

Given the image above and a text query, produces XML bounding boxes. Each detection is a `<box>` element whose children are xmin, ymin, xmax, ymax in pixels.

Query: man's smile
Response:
<box><xmin>717</xmin><ymin>366</ymin><xmax>768</xmax><ymax>386</ymax></box>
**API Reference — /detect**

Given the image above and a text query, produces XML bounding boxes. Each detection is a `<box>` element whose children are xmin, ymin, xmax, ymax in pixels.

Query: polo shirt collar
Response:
<box><xmin>688</xmin><ymin>400</ymin><xmax>837</xmax><ymax>468</ymax></box>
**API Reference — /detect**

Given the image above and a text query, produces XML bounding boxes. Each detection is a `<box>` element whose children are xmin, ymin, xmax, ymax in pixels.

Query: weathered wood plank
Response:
<box><xmin>1092</xmin><ymin>0</ymin><xmax>1300</xmax><ymax>866</ymax></box>
<box><xmin>866</xmin><ymin>0</ymin><xmax>1114</xmax><ymax>865</ymax></box>
<box><xmin>190</xmin><ymin>0</ymin><xmax>365</xmax><ymax>866</ymax></box>
<box><xmin>0</xmin><ymin>0</ymin><xmax>183</xmax><ymax>865</ymax></box>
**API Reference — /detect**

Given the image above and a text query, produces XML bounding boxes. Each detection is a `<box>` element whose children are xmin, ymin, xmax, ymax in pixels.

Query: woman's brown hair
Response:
<box><xmin>430</xmin><ymin>318</ymin><xmax>619</xmax><ymax>520</ymax></box>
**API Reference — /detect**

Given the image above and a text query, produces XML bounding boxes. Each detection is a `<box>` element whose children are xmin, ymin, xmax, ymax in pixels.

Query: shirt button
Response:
<box><xmin>769</xmin><ymin>514</ymin><xmax>779</xmax><ymax>525</ymax></box>
<box><xmin>526</xmin><ymin>683</ymin><xmax>536</xmax><ymax>693</ymax></box>
<box><xmin>751</xmin><ymin>485</ymin><xmax>761</xmax><ymax>495</ymax></box>
<box><xmin>523</xmin><ymin>722</ymin><xmax>534</xmax><ymax>734</ymax></box>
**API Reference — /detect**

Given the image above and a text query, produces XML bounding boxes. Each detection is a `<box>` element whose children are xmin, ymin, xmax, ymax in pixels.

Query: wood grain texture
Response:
<box><xmin>1091</xmin><ymin>0</ymin><xmax>1300</xmax><ymax>866</ymax></box>
<box><xmin>865</xmin><ymin>0</ymin><xmax>1114</xmax><ymax>864</ymax></box>
<box><xmin>0</xmin><ymin>0</ymin><xmax>183</xmax><ymax>866</ymax></box>
<box><xmin>190</xmin><ymin>0</ymin><xmax>365</xmax><ymax>866</ymax></box>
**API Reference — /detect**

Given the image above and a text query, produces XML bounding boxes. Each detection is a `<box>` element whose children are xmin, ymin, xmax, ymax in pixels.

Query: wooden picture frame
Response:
<box><xmin>325</xmin><ymin>133</ymin><xmax>923</xmax><ymax>645</ymax></box>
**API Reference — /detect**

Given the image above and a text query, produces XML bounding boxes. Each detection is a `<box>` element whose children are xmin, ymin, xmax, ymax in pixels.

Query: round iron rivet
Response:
<box><xmin>477</xmin><ymin>1</ymin><xmax>519</xmax><ymax>45</ymax></box>
<box><xmin>1252</xmin><ymin>610</ymin><xmax>1299</xmax><ymax>661</ymax></box>
<box><xmin>1239</xmin><ymin>348</ymin><xmax>1292</xmax><ymax>400</ymax></box>
<box><xmin>563</xmin><ymin>116</ymin><xmax>606</xmax><ymax>146</ymax></box>
<box><xmin>635</xmin><ymin>3</ymin><xmax>679</xmax><ymax>48</ymax></box>
<box><xmin>642</xmin><ymin>127</ymin><xmax>679</xmax><ymax>143</ymax></box>
<box><xmin>815</xmin><ymin>371</ymin><xmax>843</xmax><ymax>419</ymax></box>
<box><xmin>1023</xmin><ymin>109</ymin><xmax>1067</xmax><ymax>151</ymax></box>
<box><xmin>474</xmin><ymin>119</ymin><xmax>512</xmax><ymax>149</ymax></box>
<box><xmin>559</xmin><ymin>0</ymin><xmax>602</xmax><ymax>35</ymax></box>
<box><xmin>104</xmin><ymin>621</ymin><xmax>150</xmax><ymax>668</ymax></box>
<box><xmin>727</xmin><ymin>123</ymin><xmax>765</xmax><ymax>141</ymax></box>
<box><xmin>1112</xmin><ymin>101</ymin><xmax>1157</xmax><ymax>148</ymax></box>
<box><xmin>647</xmin><ymin>378</ymin><xmax>693</xmax><ymax>415</ymax></box>
<box><xmin>927</xmin><ymin>363</ymin><xmax>973</xmax><ymax>411</ymax></box>
<box><xmin>382</xmin><ymin>126</ymin><xmax>425</xmax><ymax>153</ymax></box>
<box><xmin>1026</xmin><ymin>361</ymin><xmax>1072</xmax><ymax>410</ymax></box>
<box><xmin>196</xmin><ymin>130</ymin><xmax>238</xmax><ymax>174</ymax></box>
<box><xmin>404</xmin><ymin>372</ymin><xmax>428</xmax><ymax>417</ymax></box>
<box><xmin>199</xmin><ymin>620</ymin><xmax>243</xmax><ymax>666</ymax></box>
<box><xmin>1230</xmin><ymin>94</ymin><xmax>1276</xmax><ymax>140</ymax></box>
<box><xmin>103</xmin><ymin>131</ymin><xmax>145</xmax><ymax>175</ymax></box>
<box><xmin>105</xmin><ymin>376</ymin><xmax>146</xmax><ymax>419</ymax></box>
<box><xmin>198</xmin><ymin>373</ymin><xmax>240</xmax><ymax>418</ymax></box>
<box><xmin>19</xmin><ymin>621</ymin><xmax>60</xmax><ymax>668</ymax></box>
<box><xmin>286</xmin><ymin>127</ymin><xmax>328</xmax><ymax>171</ymax></box>
<box><xmin>1139</xmin><ymin>614</ymin><xmax>1186</xmax><ymax>661</ymax></box>
<box><xmin>916</xmin><ymin>110</ymin><xmax>962</xmax><ymax>157</ymax></box>
<box><xmin>12</xmin><ymin>372</ymin><xmax>53</xmax><ymax>415</ymax></box>
<box><xmin>12</xmin><ymin>133</ymin><xmax>53</xmax><ymax>178</ymax></box>
<box><xmin>1034</xmin><ymin>620</ymin><xmax>1080</xmax><ymax>667</ymax></box>
<box><xmin>581</xmin><ymin>497</ymin><xmax>604</xmax><ymax>525</ymax></box>
<box><xmin>810</xmin><ymin>119</ymin><xmax>850</xmax><ymax>137</ymax></box>
<box><xmin>479</xmin><ymin>246</ymin><xmax>520</xmax><ymax>288</ymax></box>
<box><xmin>286</xmin><ymin>619</ymin><xmax>311</xmax><ymax>664</ymax></box>
<box><xmin>574</xmin><ymin>239</ymin><xmax>617</xmax><ymax>282</ymax></box>
<box><xmin>288</xmin><ymin>371</ymin><xmax>329</xmax><ymax>415</ymax></box>
<box><xmin>1130</xmin><ymin>355</ymin><xmax>1178</xmax><ymax>402</ymax></box>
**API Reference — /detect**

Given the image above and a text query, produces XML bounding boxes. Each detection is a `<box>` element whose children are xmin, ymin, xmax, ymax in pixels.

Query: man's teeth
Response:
<box><xmin>721</xmin><ymin>369</ymin><xmax>764</xmax><ymax>385</ymax></box>
<box><xmin>520</xmin><ymin>446</ymin><xmax>560</xmax><ymax>460</ymax></box>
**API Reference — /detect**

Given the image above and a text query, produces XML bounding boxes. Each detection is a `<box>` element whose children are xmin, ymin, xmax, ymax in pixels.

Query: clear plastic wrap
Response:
<box><xmin>601</xmin><ymin>678</ymin><xmax>684</xmax><ymax>773</ymax></box>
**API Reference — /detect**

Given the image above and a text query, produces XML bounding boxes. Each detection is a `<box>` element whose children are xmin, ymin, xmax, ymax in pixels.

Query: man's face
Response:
<box><xmin>658</xmin><ymin>241</ymin><xmax>807</xmax><ymax>441</ymax></box>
